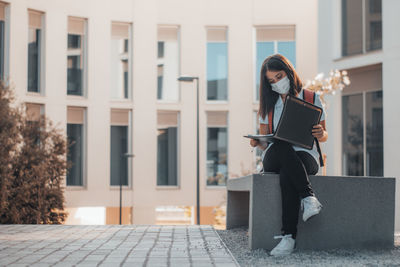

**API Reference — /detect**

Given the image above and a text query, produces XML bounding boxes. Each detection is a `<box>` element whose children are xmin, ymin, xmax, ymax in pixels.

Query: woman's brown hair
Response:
<box><xmin>258</xmin><ymin>54</ymin><xmax>303</xmax><ymax>121</ymax></box>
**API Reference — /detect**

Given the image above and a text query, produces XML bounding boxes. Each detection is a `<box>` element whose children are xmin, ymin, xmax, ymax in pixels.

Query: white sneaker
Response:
<box><xmin>301</xmin><ymin>196</ymin><xmax>322</xmax><ymax>222</ymax></box>
<box><xmin>270</xmin><ymin>234</ymin><xmax>295</xmax><ymax>256</ymax></box>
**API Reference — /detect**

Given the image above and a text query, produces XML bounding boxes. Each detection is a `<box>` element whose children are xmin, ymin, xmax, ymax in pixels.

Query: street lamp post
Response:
<box><xmin>119</xmin><ymin>153</ymin><xmax>134</xmax><ymax>225</ymax></box>
<box><xmin>177</xmin><ymin>76</ymin><xmax>200</xmax><ymax>225</ymax></box>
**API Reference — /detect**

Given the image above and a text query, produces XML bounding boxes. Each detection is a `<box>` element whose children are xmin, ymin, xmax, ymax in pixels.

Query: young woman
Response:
<box><xmin>250</xmin><ymin>54</ymin><xmax>328</xmax><ymax>256</ymax></box>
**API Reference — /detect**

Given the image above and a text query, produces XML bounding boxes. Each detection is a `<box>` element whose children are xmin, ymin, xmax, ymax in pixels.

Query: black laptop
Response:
<box><xmin>244</xmin><ymin>94</ymin><xmax>323</xmax><ymax>150</ymax></box>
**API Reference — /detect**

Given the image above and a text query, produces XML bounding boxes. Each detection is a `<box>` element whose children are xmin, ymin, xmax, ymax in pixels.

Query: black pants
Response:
<box><xmin>262</xmin><ymin>140</ymin><xmax>319</xmax><ymax>239</ymax></box>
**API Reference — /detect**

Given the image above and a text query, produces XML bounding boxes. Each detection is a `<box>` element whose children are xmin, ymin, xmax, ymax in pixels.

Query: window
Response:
<box><xmin>111</xmin><ymin>22</ymin><xmax>131</xmax><ymax>99</ymax></box>
<box><xmin>342</xmin><ymin>64</ymin><xmax>383</xmax><ymax>176</ymax></box>
<box><xmin>67</xmin><ymin>17</ymin><xmax>87</xmax><ymax>96</ymax></box>
<box><xmin>26</xmin><ymin>103</ymin><xmax>44</xmax><ymax>121</ymax></box>
<box><xmin>67</xmin><ymin>107</ymin><xmax>86</xmax><ymax>186</ymax></box>
<box><xmin>342</xmin><ymin>0</ymin><xmax>382</xmax><ymax>56</ymax></box>
<box><xmin>0</xmin><ymin>2</ymin><xmax>8</xmax><ymax>81</ymax></box>
<box><xmin>157</xmin><ymin>26</ymin><xmax>179</xmax><ymax>102</ymax></box>
<box><xmin>110</xmin><ymin>109</ymin><xmax>131</xmax><ymax>186</ymax></box>
<box><xmin>27</xmin><ymin>10</ymin><xmax>44</xmax><ymax>93</ymax></box>
<box><xmin>26</xmin><ymin>103</ymin><xmax>44</xmax><ymax>145</ymax></box>
<box><xmin>207</xmin><ymin>28</ymin><xmax>228</xmax><ymax>101</ymax></box>
<box><xmin>206</xmin><ymin>111</ymin><xmax>228</xmax><ymax>186</ymax></box>
<box><xmin>157</xmin><ymin>64</ymin><xmax>163</xmax><ymax>99</ymax></box>
<box><xmin>255</xmin><ymin>26</ymin><xmax>296</xmax><ymax>101</ymax></box>
<box><xmin>157</xmin><ymin>111</ymin><xmax>179</xmax><ymax>186</ymax></box>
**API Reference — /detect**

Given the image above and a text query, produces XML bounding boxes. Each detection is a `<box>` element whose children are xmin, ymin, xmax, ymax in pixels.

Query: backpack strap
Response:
<box><xmin>303</xmin><ymin>88</ymin><xmax>315</xmax><ymax>104</ymax></box>
<box><xmin>303</xmin><ymin>89</ymin><xmax>324</xmax><ymax>167</ymax></box>
<box><xmin>268</xmin><ymin>108</ymin><xmax>274</xmax><ymax>134</ymax></box>
<box><xmin>315</xmin><ymin>138</ymin><xmax>324</xmax><ymax>167</ymax></box>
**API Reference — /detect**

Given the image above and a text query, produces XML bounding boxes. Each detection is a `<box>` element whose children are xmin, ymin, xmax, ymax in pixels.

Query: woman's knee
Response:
<box><xmin>296</xmin><ymin>151</ymin><xmax>319</xmax><ymax>175</ymax></box>
<box><xmin>274</xmin><ymin>140</ymin><xmax>292</xmax><ymax>150</ymax></box>
<box><xmin>279</xmin><ymin>172</ymin><xmax>291</xmax><ymax>187</ymax></box>
<box><xmin>309</xmin><ymin>164</ymin><xmax>319</xmax><ymax>175</ymax></box>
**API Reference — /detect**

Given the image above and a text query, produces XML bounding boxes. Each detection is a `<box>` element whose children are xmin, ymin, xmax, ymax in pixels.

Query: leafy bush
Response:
<box><xmin>0</xmin><ymin>83</ymin><xmax>68</xmax><ymax>224</ymax></box>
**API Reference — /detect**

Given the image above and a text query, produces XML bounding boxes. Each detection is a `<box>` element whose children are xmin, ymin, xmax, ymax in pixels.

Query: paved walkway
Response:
<box><xmin>0</xmin><ymin>225</ymin><xmax>239</xmax><ymax>267</ymax></box>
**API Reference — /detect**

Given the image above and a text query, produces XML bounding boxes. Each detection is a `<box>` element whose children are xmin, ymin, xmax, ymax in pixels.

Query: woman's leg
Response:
<box><xmin>279</xmin><ymin>167</ymin><xmax>300</xmax><ymax>238</ymax></box>
<box><xmin>262</xmin><ymin>142</ymin><xmax>301</xmax><ymax>238</ymax></box>
<box><xmin>295</xmin><ymin>151</ymin><xmax>319</xmax><ymax>175</ymax></box>
<box><xmin>262</xmin><ymin>143</ymin><xmax>280</xmax><ymax>173</ymax></box>
<box><xmin>263</xmin><ymin>140</ymin><xmax>319</xmax><ymax>238</ymax></box>
<box><xmin>272</xmin><ymin>140</ymin><xmax>315</xmax><ymax>199</ymax></box>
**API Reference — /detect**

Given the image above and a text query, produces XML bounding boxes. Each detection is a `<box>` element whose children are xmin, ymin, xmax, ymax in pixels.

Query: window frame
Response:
<box><xmin>341</xmin><ymin>0</ymin><xmax>382</xmax><ymax>57</ymax></box>
<box><xmin>205</xmin><ymin>26</ymin><xmax>229</xmax><ymax>103</ymax></box>
<box><xmin>156</xmin><ymin>25</ymin><xmax>181</xmax><ymax>103</ymax></box>
<box><xmin>109</xmin><ymin>109</ymin><xmax>133</xmax><ymax>189</ymax></box>
<box><xmin>67</xmin><ymin>17</ymin><xmax>88</xmax><ymax>98</ymax></box>
<box><xmin>0</xmin><ymin>2</ymin><xmax>10</xmax><ymax>82</ymax></box>
<box><xmin>341</xmin><ymin>88</ymin><xmax>383</xmax><ymax>176</ymax></box>
<box><xmin>110</xmin><ymin>22</ymin><xmax>133</xmax><ymax>101</ymax></box>
<box><xmin>27</xmin><ymin>9</ymin><xmax>45</xmax><ymax>95</ymax></box>
<box><xmin>156</xmin><ymin>110</ymin><xmax>180</xmax><ymax>189</ymax></box>
<box><xmin>66</xmin><ymin>106</ymin><xmax>87</xmax><ymax>189</ymax></box>
<box><xmin>205</xmin><ymin>111</ymin><xmax>229</xmax><ymax>188</ymax></box>
<box><xmin>25</xmin><ymin>102</ymin><xmax>45</xmax><ymax>121</ymax></box>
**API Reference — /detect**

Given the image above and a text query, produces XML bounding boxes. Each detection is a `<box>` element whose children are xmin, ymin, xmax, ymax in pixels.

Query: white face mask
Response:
<box><xmin>271</xmin><ymin>76</ymin><xmax>290</xmax><ymax>95</ymax></box>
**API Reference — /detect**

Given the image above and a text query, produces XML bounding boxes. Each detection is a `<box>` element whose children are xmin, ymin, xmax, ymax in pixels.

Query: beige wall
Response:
<box><xmin>6</xmin><ymin>0</ymin><xmax>318</xmax><ymax>225</ymax></box>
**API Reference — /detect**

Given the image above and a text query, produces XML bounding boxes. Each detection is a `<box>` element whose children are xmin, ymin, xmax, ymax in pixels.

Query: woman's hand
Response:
<box><xmin>312</xmin><ymin>124</ymin><xmax>326</xmax><ymax>141</ymax></box>
<box><xmin>250</xmin><ymin>138</ymin><xmax>259</xmax><ymax>147</ymax></box>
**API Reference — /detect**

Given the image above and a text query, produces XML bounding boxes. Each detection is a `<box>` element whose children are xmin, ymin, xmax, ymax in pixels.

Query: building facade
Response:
<box><xmin>318</xmin><ymin>0</ymin><xmax>400</xmax><ymax>231</ymax></box>
<box><xmin>2</xmin><ymin>0</ymin><xmax>318</xmax><ymax>225</ymax></box>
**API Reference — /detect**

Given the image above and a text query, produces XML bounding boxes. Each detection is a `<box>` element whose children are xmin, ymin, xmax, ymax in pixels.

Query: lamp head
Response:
<box><xmin>178</xmin><ymin>76</ymin><xmax>198</xmax><ymax>82</ymax></box>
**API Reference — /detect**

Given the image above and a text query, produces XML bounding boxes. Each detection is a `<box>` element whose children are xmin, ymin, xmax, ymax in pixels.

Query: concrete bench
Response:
<box><xmin>226</xmin><ymin>173</ymin><xmax>396</xmax><ymax>250</ymax></box>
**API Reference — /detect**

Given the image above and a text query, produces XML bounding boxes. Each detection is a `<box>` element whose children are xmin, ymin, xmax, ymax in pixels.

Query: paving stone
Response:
<box><xmin>0</xmin><ymin>225</ymin><xmax>238</xmax><ymax>267</ymax></box>
<box><xmin>146</xmin><ymin>260</ymin><xmax>168</xmax><ymax>267</ymax></box>
<box><xmin>124</xmin><ymin>257</ymin><xmax>147</xmax><ymax>262</ymax></box>
<box><xmin>129</xmin><ymin>253</ymin><xmax>149</xmax><ymax>257</ymax></box>
<box><xmin>29</xmin><ymin>264</ymin><xmax>52</xmax><ymax>267</ymax></box>
<box><xmin>13</xmin><ymin>258</ymin><xmax>42</xmax><ymax>264</ymax></box>
<box><xmin>53</xmin><ymin>263</ymin><xmax>78</xmax><ymax>267</ymax></box>
<box><xmin>214</xmin><ymin>263</ymin><xmax>237</xmax><ymax>267</ymax></box>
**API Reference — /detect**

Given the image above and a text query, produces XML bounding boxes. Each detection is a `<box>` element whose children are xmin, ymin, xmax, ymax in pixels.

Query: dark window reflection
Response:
<box><xmin>67</xmin><ymin>123</ymin><xmax>83</xmax><ymax>186</ymax></box>
<box><xmin>207</xmin><ymin>127</ymin><xmax>228</xmax><ymax>186</ymax></box>
<box><xmin>366</xmin><ymin>0</ymin><xmax>382</xmax><ymax>52</ymax></box>
<box><xmin>157</xmin><ymin>127</ymin><xmax>178</xmax><ymax>186</ymax></box>
<box><xmin>110</xmin><ymin>126</ymin><xmax>128</xmax><ymax>186</ymax></box>
<box><xmin>0</xmin><ymin>21</ymin><xmax>5</xmax><ymax>80</ymax></box>
<box><xmin>342</xmin><ymin>94</ymin><xmax>364</xmax><ymax>176</ymax></box>
<box><xmin>342</xmin><ymin>0</ymin><xmax>363</xmax><ymax>56</ymax></box>
<box><xmin>342</xmin><ymin>91</ymin><xmax>383</xmax><ymax>176</ymax></box>
<box><xmin>342</xmin><ymin>0</ymin><xmax>382</xmax><ymax>56</ymax></box>
<box><xmin>28</xmin><ymin>29</ymin><xmax>41</xmax><ymax>92</ymax></box>
<box><xmin>157</xmin><ymin>64</ymin><xmax>163</xmax><ymax>99</ymax></box>
<box><xmin>67</xmin><ymin>55</ymin><xmax>82</xmax><ymax>95</ymax></box>
<box><xmin>67</xmin><ymin>34</ymin><xmax>83</xmax><ymax>96</ymax></box>
<box><xmin>68</xmin><ymin>34</ymin><xmax>81</xmax><ymax>49</ymax></box>
<box><xmin>366</xmin><ymin>91</ymin><xmax>383</xmax><ymax>176</ymax></box>
<box><xmin>158</xmin><ymin>41</ymin><xmax>164</xmax><ymax>58</ymax></box>
<box><xmin>123</xmin><ymin>59</ymin><xmax>128</xmax><ymax>98</ymax></box>
<box><xmin>124</xmin><ymin>39</ymin><xmax>129</xmax><ymax>53</ymax></box>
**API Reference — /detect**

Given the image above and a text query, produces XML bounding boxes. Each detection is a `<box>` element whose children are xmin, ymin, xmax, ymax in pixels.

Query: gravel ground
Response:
<box><xmin>217</xmin><ymin>227</ymin><xmax>400</xmax><ymax>267</ymax></box>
